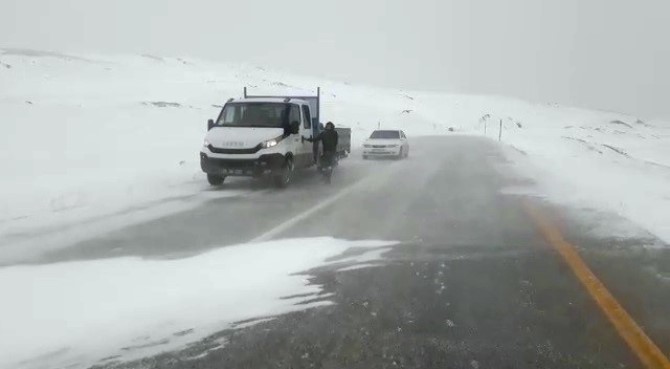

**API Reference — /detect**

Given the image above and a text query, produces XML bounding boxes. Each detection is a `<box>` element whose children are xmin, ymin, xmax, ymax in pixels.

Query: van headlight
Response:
<box><xmin>261</xmin><ymin>135</ymin><xmax>284</xmax><ymax>149</ymax></box>
<box><xmin>263</xmin><ymin>139</ymin><xmax>278</xmax><ymax>148</ymax></box>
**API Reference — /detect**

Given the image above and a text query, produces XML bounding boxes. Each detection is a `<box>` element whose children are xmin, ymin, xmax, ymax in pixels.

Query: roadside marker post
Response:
<box><xmin>499</xmin><ymin>119</ymin><xmax>503</xmax><ymax>141</ymax></box>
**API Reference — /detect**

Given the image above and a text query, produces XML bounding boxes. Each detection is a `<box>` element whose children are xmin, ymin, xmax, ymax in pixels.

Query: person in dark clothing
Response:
<box><xmin>313</xmin><ymin>122</ymin><xmax>339</xmax><ymax>152</ymax></box>
<box><xmin>308</xmin><ymin>121</ymin><xmax>339</xmax><ymax>168</ymax></box>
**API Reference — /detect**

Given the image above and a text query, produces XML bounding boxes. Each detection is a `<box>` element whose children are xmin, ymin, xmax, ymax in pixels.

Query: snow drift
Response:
<box><xmin>0</xmin><ymin>237</ymin><xmax>395</xmax><ymax>369</ymax></box>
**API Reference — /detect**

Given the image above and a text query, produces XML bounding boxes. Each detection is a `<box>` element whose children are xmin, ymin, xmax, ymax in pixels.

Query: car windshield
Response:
<box><xmin>370</xmin><ymin>130</ymin><xmax>400</xmax><ymax>139</ymax></box>
<box><xmin>216</xmin><ymin>103</ymin><xmax>289</xmax><ymax>128</ymax></box>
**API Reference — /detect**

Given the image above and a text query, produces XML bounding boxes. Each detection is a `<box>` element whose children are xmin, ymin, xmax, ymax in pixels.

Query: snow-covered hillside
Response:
<box><xmin>1</xmin><ymin>48</ymin><xmax>669</xmax><ymax>246</ymax></box>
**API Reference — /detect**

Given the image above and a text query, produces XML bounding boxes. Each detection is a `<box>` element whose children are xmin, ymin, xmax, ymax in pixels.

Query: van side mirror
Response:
<box><xmin>207</xmin><ymin>119</ymin><xmax>215</xmax><ymax>131</ymax></box>
<box><xmin>290</xmin><ymin>121</ymin><xmax>300</xmax><ymax>134</ymax></box>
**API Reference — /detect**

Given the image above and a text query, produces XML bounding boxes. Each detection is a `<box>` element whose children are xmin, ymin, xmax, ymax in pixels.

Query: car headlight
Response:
<box><xmin>203</xmin><ymin>139</ymin><xmax>211</xmax><ymax>147</ymax></box>
<box><xmin>390</xmin><ymin>144</ymin><xmax>400</xmax><ymax>148</ymax></box>
<box><xmin>261</xmin><ymin>135</ymin><xmax>284</xmax><ymax>149</ymax></box>
<box><xmin>363</xmin><ymin>144</ymin><xmax>372</xmax><ymax>148</ymax></box>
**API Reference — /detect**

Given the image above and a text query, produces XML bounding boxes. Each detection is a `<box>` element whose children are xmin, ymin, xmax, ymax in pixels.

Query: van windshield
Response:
<box><xmin>216</xmin><ymin>103</ymin><xmax>289</xmax><ymax>128</ymax></box>
<box><xmin>370</xmin><ymin>130</ymin><xmax>400</xmax><ymax>139</ymax></box>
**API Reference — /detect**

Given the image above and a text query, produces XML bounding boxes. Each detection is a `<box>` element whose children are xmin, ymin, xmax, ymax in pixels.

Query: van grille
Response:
<box><xmin>207</xmin><ymin>144</ymin><xmax>261</xmax><ymax>154</ymax></box>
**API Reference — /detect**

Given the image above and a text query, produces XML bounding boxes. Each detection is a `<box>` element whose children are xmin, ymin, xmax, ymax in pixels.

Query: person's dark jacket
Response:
<box><xmin>312</xmin><ymin>129</ymin><xmax>339</xmax><ymax>153</ymax></box>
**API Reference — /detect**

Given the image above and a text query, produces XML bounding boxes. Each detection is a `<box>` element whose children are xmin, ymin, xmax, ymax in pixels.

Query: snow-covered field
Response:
<box><xmin>2</xmin><ymin>48</ymin><xmax>669</xmax><ymax>246</ymax></box>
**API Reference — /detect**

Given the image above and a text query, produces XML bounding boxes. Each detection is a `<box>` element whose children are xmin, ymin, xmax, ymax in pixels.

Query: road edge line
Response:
<box><xmin>523</xmin><ymin>201</ymin><xmax>670</xmax><ymax>369</ymax></box>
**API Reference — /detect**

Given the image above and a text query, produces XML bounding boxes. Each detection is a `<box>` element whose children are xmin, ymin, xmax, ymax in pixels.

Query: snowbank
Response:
<box><xmin>0</xmin><ymin>237</ymin><xmax>395</xmax><ymax>369</ymax></box>
<box><xmin>447</xmin><ymin>103</ymin><xmax>670</xmax><ymax>242</ymax></box>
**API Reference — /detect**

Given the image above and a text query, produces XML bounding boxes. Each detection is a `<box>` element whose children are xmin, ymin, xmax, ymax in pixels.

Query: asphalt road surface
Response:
<box><xmin>32</xmin><ymin>136</ymin><xmax>670</xmax><ymax>368</ymax></box>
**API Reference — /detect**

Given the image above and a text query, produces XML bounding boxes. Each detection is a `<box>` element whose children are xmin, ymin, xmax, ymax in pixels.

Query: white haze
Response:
<box><xmin>1</xmin><ymin>0</ymin><xmax>669</xmax><ymax>119</ymax></box>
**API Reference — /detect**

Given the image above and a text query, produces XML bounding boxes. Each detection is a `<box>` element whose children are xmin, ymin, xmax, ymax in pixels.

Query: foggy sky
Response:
<box><xmin>2</xmin><ymin>0</ymin><xmax>669</xmax><ymax>119</ymax></box>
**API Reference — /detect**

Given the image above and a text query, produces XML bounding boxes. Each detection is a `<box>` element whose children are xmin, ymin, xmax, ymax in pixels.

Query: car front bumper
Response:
<box><xmin>363</xmin><ymin>147</ymin><xmax>402</xmax><ymax>156</ymax></box>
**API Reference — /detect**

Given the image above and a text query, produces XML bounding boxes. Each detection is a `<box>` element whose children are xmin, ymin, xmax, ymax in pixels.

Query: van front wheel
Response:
<box><xmin>207</xmin><ymin>174</ymin><xmax>226</xmax><ymax>186</ymax></box>
<box><xmin>273</xmin><ymin>157</ymin><xmax>294</xmax><ymax>188</ymax></box>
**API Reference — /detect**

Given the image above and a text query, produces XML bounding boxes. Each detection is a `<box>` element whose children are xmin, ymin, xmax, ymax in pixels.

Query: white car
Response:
<box><xmin>362</xmin><ymin>130</ymin><xmax>409</xmax><ymax>159</ymax></box>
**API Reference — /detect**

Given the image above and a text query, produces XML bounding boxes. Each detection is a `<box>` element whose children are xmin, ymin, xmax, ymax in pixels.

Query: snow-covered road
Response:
<box><xmin>3</xmin><ymin>136</ymin><xmax>670</xmax><ymax>369</ymax></box>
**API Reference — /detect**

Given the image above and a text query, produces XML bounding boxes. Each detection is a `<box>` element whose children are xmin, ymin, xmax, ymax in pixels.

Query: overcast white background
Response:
<box><xmin>1</xmin><ymin>0</ymin><xmax>669</xmax><ymax>119</ymax></box>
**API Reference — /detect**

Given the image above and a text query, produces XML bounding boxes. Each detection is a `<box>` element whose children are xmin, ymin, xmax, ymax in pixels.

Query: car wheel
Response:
<box><xmin>363</xmin><ymin>155</ymin><xmax>368</xmax><ymax>160</ymax></box>
<box><xmin>207</xmin><ymin>174</ymin><xmax>225</xmax><ymax>186</ymax></box>
<box><xmin>397</xmin><ymin>148</ymin><xmax>404</xmax><ymax>160</ymax></box>
<box><xmin>273</xmin><ymin>156</ymin><xmax>294</xmax><ymax>188</ymax></box>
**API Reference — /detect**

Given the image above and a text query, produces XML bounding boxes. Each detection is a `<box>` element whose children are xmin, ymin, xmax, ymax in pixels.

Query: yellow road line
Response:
<box><xmin>523</xmin><ymin>201</ymin><xmax>670</xmax><ymax>369</ymax></box>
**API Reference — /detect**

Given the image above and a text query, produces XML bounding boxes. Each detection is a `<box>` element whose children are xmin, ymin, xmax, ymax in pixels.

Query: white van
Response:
<box><xmin>200</xmin><ymin>89</ymin><xmax>321</xmax><ymax>187</ymax></box>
